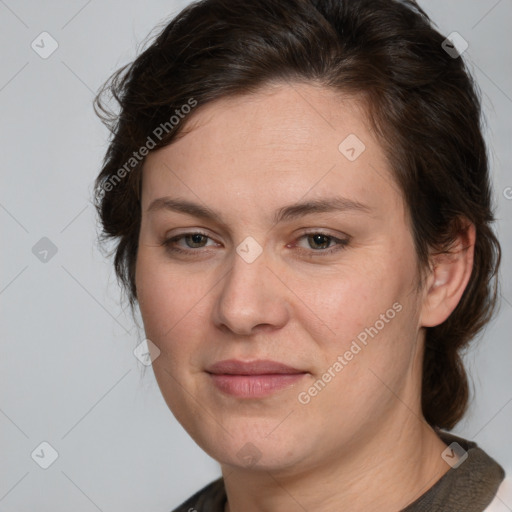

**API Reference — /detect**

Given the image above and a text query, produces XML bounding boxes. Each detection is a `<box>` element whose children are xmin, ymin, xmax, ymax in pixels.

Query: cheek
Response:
<box><xmin>294</xmin><ymin>298</ymin><xmax>420</xmax><ymax>429</ymax></box>
<box><xmin>135</xmin><ymin>251</ymin><xmax>198</xmax><ymax>348</ymax></box>
<box><xmin>283</xmin><ymin>255</ymin><xmax>410</xmax><ymax>334</ymax></box>
<box><xmin>286</xmin><ymin>249</ymin><xmax>422</xmax><ymax>388</ymax></box>
<box><xmin>135</xmin><ymin>252</ymin><xmax>207</xmax><ymax>413</ymax></box>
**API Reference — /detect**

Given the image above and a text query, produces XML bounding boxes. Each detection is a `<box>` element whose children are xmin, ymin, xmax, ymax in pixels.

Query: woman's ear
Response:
<box><xmin>419</xmin><ymin>222</ymin><xmax>476</xmax><ymax>328</ymax></box>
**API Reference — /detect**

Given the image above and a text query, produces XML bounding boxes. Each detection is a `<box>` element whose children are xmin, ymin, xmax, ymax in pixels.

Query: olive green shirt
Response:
<box><xmin>171</xmin><ymin>431</ymin><xmax>505</xmax><ymax>512</ymax></box>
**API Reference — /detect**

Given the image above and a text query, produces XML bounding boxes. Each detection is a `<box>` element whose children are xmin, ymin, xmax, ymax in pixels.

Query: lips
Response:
<box><xmin>207</xmin><ymin>359</ymin><xmax>304</xmax><ymax>375</ymax></box>
<box><xmin>206</xmin><ymin>359</ymin><xmax>307</xmax><ymax>398</ymax></box>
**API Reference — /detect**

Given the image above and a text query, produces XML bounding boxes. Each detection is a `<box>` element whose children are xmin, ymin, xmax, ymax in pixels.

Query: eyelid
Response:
<box><xmin>294</xmin><ymin>227</ymin><xmax>349</xmax><ymax>238</ymax></box>
<box><xmin>292</xmin><ymin>227</ymin><xmax>350</xmax><ymax>242</ymax></box>
<box><xmin>163</xmin><ymin>227</ymin><xmax>219</xmax><ymax>242</ymax></box>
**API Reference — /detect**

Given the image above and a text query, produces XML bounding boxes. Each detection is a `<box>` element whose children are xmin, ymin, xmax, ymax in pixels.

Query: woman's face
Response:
<box><xmin>136</xmin><ymin>83</ymin><xmax>429</xmax><ymax>473</ymax></box>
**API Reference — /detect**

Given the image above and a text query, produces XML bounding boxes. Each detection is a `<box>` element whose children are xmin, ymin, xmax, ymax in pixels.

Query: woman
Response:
<box><xmin>93</xmin><ymin>0</ymin><xmax>505</xmax><ymax>510</ymax></box>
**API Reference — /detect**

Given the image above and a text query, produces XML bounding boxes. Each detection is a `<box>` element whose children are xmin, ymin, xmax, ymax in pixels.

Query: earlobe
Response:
<box><xmin>420</xmin><ymin>222</ymin><xmax>476</xmax><ymax>328</ymax></box>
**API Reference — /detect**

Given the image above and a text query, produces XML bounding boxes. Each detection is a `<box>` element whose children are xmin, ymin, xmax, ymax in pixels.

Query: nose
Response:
<box><xmin>212</xmin><ymin>247</ymin><xmax>290</xmax><ymax>336</ymax></box>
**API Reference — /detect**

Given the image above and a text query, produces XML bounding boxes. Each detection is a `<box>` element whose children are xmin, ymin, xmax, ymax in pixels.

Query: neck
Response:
<box><xmin>221</xmin><ymin>417</ymin><xmax>449</xmax><ymax>512</ymax></box>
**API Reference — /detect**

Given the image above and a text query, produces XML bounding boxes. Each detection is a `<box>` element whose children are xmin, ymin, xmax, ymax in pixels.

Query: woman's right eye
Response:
<box><xmin>162</xmin><ymin>231</ymin><xmax>219</xmax><ymax>255</ymax></box>
<box><xmin>179</xmin><ymin>233</ymin><xmax>210</xmax><ymax>248</ymax></box>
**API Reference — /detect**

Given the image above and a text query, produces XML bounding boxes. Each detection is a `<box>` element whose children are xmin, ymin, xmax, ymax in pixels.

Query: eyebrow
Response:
<box><xmin>273</xmin><ymin>196</ymin><xmax>372</xmax><ymax>223</ymax></box>
<box><xmin>146</xmin><ymin>196</ymin><xmax>372</xmax><ymax>224</ymax></box>
<box><xmin>147</xmin><ymin>197</ymin><xmax>223</xmax><ymax>223</ymax></box>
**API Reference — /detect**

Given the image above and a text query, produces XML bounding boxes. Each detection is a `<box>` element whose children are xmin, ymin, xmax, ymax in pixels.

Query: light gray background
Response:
<box><xmin>1</xmin><ymin>1</ymin><xmax>511</xmax><ymax>510</ymax></box>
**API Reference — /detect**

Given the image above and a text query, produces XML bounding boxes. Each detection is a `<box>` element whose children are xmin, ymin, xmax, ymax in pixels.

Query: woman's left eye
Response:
<box><xmin>294</xmin><ymin>232</ymin><xmax>349</xmax><ymax>254</ymax></box>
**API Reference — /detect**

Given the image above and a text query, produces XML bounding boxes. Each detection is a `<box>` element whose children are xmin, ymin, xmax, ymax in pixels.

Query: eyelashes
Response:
<box><xmin>161</xmin><ymin>230</ymin><xmax>350</xmax><ymax>258</ymax></box>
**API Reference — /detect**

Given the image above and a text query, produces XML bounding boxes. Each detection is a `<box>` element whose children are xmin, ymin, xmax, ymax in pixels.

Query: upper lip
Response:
<box><xmin>206</xmin><ymin>359</ymin><xmax>305</xmax><ymax>375</ymax></box>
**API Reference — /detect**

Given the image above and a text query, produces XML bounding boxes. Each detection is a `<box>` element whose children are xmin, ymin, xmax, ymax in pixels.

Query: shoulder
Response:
<box><xmin>402</xmin><ymin>430</ymin><xmax>506</xmax><ymax>512</ymax></box>
<box><xmin>170</xmin><ymin>477</ymin><xmax>226</xmax><ymax>512</ymax></box>
<box><xmin>483</xmin><ymin>477</ymin><xmax>512</xmax><ymax>512</ymax></box>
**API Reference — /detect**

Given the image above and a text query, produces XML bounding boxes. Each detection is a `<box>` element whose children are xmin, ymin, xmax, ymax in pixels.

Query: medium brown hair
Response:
<box><xmin>93</xmin><ymin>0</ymin><xmax>501</xmax><ymax>429</ymax></box>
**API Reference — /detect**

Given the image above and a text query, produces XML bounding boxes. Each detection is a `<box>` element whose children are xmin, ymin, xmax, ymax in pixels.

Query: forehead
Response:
<box><xmin>159</xmin><ymin>83</ymin><xmax>372</xmax><ymax>159</ymax></box>
<box><xmin>141</xmin><ymin>82</ymin><xmax>404</xmax><ymax>220</ymax></box>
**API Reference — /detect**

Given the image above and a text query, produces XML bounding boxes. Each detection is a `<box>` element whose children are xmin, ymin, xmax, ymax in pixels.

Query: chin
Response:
<box><xmin>191</xmin><ymin>420</ymin><xmax>311</xmax><ymax>472</ymax></box>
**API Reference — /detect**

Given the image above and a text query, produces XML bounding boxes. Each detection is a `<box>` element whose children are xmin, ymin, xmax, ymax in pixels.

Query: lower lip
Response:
<box><xmin>209</xmin><ymin>373</ymin><xmax>306</xmax><ymax>398</ymax></box>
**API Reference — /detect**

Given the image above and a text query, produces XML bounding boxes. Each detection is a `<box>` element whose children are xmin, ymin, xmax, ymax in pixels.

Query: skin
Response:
<box><xmin>135</xmin><ymin>82</ymin><xmax>475</xmax><ymax>511</ymax></box>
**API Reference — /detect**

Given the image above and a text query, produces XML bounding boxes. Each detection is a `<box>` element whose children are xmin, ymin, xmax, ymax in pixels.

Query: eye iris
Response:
<box><xmin>185</xmin><ymin>233</ymin><xmax>207</xmax><ymax>248</ymax></box>
<box><xmin>308</xmin><ymin>234</ymin><xmax>330</xmax><ymax>250</ymax></box>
